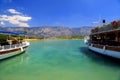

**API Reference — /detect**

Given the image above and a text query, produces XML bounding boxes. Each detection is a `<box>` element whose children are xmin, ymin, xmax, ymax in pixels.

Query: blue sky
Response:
<box><xmin>0</xmin><ymin>0</ymin><xmax>120</xmax><ymax>27</ymax></box>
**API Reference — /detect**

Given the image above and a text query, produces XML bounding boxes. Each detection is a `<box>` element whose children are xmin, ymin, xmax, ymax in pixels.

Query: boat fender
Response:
<box><xmin>103</xmin><ymin>46</ymin><xmax>106</xmax><ymax>50</ymax></box>
<box><xmin>21</xmin><ymin>47</ymin><xmax>23</xmax><ymax>51</ymax></box>
<box><xmin>103</xmin><ymin>46</ymin><xmax>106</xmax><ymax>54</ymax></box>
<box><xmin>91</xmin><ymin>44</ymin><xmax>93</xmax><ymax>47</ymax></box>
<box><xmin>0</xmin><ymin>46</ymin><xmax>2</xmax><ymax>49</ymax></box>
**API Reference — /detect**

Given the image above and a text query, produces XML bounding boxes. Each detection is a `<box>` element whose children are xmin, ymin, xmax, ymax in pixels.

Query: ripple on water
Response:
<box><xmin>0</xmin><ymin>40</ymin><xmax>120</xmax><ymax>80</ymax></box>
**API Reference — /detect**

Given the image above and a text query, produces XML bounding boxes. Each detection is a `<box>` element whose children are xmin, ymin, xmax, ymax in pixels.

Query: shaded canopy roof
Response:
<box><xmin>0</xmin><ymin>31</ymin><xmax>25</xmax><ymax>35</ymax></box>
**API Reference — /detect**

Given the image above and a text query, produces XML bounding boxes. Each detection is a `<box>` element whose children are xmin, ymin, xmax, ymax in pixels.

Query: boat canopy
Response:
<box><xmin>0</xmin><ymin>31</ymin><xmax>25</xmax><ymax>35</ymax></box>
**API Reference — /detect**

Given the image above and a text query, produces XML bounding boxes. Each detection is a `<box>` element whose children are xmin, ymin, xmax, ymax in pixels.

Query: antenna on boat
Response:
<box><xmin>91</xmin><ymin>15</ymin><xmax>102</xmax><ymax>27</ymax></box>
<box><xmin>92</xmin><ymin>19</ymin><xmax>106</xmax><ymax>27</ymax></box>
<box><xmin>102</xmin><ymin>19</ymin><xmax>106</xmax><ymax>26</ymax></box>
<box><xmin>92</xmin><ymin>21</ymin><xmax>100</xmax><ymax>27</ymax></box>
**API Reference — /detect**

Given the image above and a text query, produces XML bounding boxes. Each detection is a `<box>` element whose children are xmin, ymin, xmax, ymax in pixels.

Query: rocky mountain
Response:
<box><xmin>0</xmin><ymin>26</ymin><xmax>92</xmax><ymax>38</ymax></box>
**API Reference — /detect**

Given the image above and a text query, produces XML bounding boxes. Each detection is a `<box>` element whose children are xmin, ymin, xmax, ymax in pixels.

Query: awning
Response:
<box><xmin>0</xmin><ymin>31</ymin><xmax>25</xmax><ymax>35</ymax></box>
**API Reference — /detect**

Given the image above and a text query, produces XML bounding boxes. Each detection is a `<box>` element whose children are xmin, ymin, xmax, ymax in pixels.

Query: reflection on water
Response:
<box><xmin>0</xmin><ymin>40</ymin><xmax>120</xmax><ymax>80</ymax></box>
<box><xmin>0</xmin><ymin>52</ymin><xmax>29</xmax><ymax>68</ymax></box>
<box><xmin>80</xmin><ymin>47</ymin><xmax>120</xmax><ymax>68</ymax></box>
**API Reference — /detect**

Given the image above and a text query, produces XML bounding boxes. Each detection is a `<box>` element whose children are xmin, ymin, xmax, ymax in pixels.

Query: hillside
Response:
<box><xmin>0</xmin><ymin>26</ymin><xmax>92</xmax><ymax>38</ymax></box>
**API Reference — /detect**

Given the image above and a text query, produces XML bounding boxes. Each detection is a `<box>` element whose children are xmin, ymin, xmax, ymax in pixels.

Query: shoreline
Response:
<box><xmin>24</xmin><ymin>39</ymin><xmax>40</xmax><ymax>41</ymax></box>
<box><xmin>24</xmin><ymin>38</ymin><xmax>83</xmax><ymax>41</ymax></box>
<box><xmin>24</xmin><ymin>36</ymin><xmax>84</xmax><ymax>41</ymax></box>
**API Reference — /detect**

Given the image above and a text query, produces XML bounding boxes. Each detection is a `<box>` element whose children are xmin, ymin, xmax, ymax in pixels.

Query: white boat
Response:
<box><xmin>84</xmin><ymin>36</ymin><xmax>90</xmax><ymax>45</ymax></box>
<box><xmin>87</xmin><ymin>20</ymin><xmax>120</xmax><ymax>59</ymax></box>
<box><xmin>0</xmin><ymin>31</ymin><xmax>30</xmax><ymax>60</ymax></box>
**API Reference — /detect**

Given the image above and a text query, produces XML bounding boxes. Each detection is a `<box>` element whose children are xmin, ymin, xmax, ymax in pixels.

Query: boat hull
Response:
<box><xmin>0</xmin><ymin>41</ymin><xmax>30</xmax><ymax>60</ymax></box>
<box><xmin>88</xmin><ymin>45</ymin><xmax>120</xmax><ymax>59</ymax></box>
<box><xmin>0</xmin><ymin>46</ymin><xmax>28</xmax><ymax>60</ymax></box>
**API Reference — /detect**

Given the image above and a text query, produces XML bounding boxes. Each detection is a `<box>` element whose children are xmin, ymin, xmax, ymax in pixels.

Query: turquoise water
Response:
<box><xmin>0</xmin><ymin>40</ymin><xmax>120</xmax><ymax>80</ymax></box>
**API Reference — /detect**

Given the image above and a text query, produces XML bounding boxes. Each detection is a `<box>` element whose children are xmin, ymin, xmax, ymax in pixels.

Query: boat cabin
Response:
<box><xmin>90</xmin><ymin>20</ymin><xmax>120</xmax><ymax>46</ymax></box>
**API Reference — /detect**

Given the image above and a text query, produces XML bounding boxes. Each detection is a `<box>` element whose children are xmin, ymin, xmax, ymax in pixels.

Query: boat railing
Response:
<box><xmin>0</xmin><ymin>42</ymin><xmax>27</xmax><ymax>51</ymax></box>
<box><xmin>90</xmin><ymin>42</ymin><xmax>120</xmax><ymax>48</ymax></box>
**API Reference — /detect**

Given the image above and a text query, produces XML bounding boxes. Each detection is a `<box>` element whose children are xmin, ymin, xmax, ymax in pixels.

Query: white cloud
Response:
<box><xmin>0</xmin><ymin>21</ymin><xmax>5</xmax><ymax>25</ymax></box>
<box><xmin>8</xmin><ymin>9</ymin><xmax>21</xmax><ymax>14</ymax></box>
<box><xmin>0</xmin><ymin>15</ymin><xmax>8</xmax><ymax>21</ymax></box>
<box><xmin>0</xmin><ymin>9</ymin><xmax>32</xmax><ymax>27</ymax></box>
<box><xmin>12</xmin><ymin>15</ymin><xmax>32</xmax><ymax>21</ymax></box>
<box><xmin>18</xmin><ymin>23</ymin><xmax>29</xmax><ymax>27</ymax></box>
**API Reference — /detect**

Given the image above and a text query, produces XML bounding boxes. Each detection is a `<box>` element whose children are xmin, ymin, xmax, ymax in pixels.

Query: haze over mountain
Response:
<box><xmin>0</xmin><ymin>26</ymin><xmax>92</xmax><ymax>38</ymax></box>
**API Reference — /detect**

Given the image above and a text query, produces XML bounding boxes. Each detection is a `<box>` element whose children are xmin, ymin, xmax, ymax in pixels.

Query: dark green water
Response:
<box><xmin>0</xmin><ymin>40</ymin><xmax>120</xmax><ymax>80</ymax></box>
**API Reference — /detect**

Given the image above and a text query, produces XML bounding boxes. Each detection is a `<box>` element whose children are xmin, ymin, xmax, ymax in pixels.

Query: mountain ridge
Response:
<box><xmin>0</xmin><ymin>26</ymin><xmax>92</xmax><ymax>38</ymax></box>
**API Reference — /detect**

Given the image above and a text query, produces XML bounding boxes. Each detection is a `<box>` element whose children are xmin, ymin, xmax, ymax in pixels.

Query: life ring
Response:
<box><xmin>112</xmin><ymin>20</ymin><xmax>119</xmax><ymax>28</ymax></box>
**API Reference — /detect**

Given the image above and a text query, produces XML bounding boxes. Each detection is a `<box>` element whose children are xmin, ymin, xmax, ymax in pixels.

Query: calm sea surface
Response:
<box><xmin>0</xmin><ymin>40</ymin><xmax>120</xmax><ymax>80</ymax></box>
